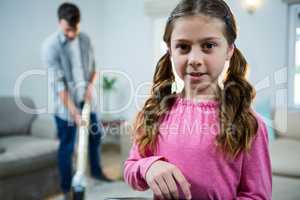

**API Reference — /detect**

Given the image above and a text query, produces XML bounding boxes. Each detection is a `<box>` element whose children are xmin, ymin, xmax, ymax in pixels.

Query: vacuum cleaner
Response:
<box><xmin>71</xmin><ymin>102</ymin><xmax>91</xmax><ymax>200</ymax></box>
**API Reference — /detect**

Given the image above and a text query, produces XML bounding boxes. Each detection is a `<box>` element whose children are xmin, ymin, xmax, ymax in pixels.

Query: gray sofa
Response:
<box><xmin>0</xmin><ymin>96</ymin><xmax>60</xmax><ymax>200</ymax></box>
<box><xmin>270</xmin><ymin>108</ymin><xmax>300</xmax><ymax>199</ymax></box>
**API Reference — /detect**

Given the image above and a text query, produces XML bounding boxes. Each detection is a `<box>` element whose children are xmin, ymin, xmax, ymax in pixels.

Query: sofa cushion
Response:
<box><xmin>274</xmin><ymin>108</ymin><xmax>300</xmax><ymax>140</ymax></box>
<box><xmin>0</xmin><ymin>136</ymin><xmax>58</xmax><ymax>179</ymax></box>
<box><xmin>0</xmin><ymin>96</ymin><xmax>36</xmax><ymax>137</ymax></box>
<box><xmin>270</xmin><ymin>138</ymin><xmax>300</xmax><ymax>177</ymax></box>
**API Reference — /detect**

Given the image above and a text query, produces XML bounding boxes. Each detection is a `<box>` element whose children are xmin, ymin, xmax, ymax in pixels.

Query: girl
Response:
<box><xmin>124</xmin><ymin>0</ymin><xmax>272</xmax><ymax>199</ymax></box>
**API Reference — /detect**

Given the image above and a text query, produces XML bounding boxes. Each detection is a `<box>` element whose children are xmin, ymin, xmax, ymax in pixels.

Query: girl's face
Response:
<box><xmin>169</xmin><ymin>15</ymin><xmax>234</xmax><ymax>97</ymax></box>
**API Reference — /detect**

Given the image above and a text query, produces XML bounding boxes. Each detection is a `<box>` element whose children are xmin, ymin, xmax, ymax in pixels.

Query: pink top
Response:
<box><xmin>124</xmin><ymin>96</ymin><xmax>272</xmax><ymax>200</ymax></box>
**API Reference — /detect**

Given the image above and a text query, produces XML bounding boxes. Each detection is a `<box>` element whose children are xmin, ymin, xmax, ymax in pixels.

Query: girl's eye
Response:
<box><xmin>176</xmin><ymin>44</ymin><xmax>190</xmax><ymax>53</ymax></box>
<box><xmin>202</xmin><ymin>42</ymin><xmax>216</xmax><ymax>51</ymax></box>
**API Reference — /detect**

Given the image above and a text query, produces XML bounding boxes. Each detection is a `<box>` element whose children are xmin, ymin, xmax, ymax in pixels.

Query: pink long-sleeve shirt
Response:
<box><xmin>124</xmin><ymin>96</ymin><xmax>272</xmax><ymax>200</ymax></box>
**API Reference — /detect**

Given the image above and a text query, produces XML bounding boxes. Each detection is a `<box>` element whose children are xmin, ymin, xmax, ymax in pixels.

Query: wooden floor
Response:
<box><xmin>101</xmin><ymin>144</ymin><xmax>122</xmax><ymax>180</ymax></box>
<box><xmin>46</xmin><ymin>144</ymin><xmax>123</xmax><ymax>200</ymax></box>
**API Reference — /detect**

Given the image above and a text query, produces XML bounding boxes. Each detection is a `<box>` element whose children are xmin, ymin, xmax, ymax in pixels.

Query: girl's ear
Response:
<box><xmin>226</xmin><ymin>44</ymin><xmax>235</xmax><ymax>61</ymax></box>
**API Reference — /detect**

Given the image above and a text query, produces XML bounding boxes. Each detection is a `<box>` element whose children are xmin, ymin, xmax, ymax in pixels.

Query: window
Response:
<box><xmin>288</xmin><ymin>4</ymin><xmax>300</xmax><ymax>107</ymax></box>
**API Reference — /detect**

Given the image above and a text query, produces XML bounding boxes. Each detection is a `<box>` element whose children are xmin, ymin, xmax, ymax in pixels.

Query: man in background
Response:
<box><xmin>42</xmin><ymin>2</ymin><xmax>112</xmax><ymax>198</ymax></box>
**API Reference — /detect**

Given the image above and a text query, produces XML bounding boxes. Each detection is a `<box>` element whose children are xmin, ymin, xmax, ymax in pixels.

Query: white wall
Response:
<box><xmin>0</xmin><ymin>0</ymin><xmax>289</xmax><ymax>121</ymax></box>
<box><xmin>227</xmin><ymin>0</ymin><xmax>288</xmax><ymax>108</ymax></box>
<box><xmin>0</xmin><ymin>0</ymin><xmax>154</xmax><ymax>120</ymax></box>
<box><xmin>147</xmin><ymin>0</ymin><xmax>289</xmax><ymax>109</ymax></box>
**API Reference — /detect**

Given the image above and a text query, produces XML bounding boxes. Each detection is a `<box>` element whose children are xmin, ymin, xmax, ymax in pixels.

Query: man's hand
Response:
<box><xmin>145</xmin><ymin>160</ymin><xmax>192</xmax><ymax>200</ymax></box>
<box><xmin>70</xmin><ymin>108</ymin><xmax>82</xmax><ymax>126</ymax></box>
<box><xmin>58</xmin><ymin>90</ymin><xmax>82</xmax><ymax>126</ymax></box>
<box><xmin>84</xmin><ymin>83</ymin><xmax>94</xmax><ymax>103</ymax></box>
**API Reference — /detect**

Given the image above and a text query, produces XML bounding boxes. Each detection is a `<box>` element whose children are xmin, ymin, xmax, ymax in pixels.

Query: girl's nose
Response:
<box><xmin>188</xmin><ymin>48</ymin><xmax>204</xmax><ymax>68</ymax></box>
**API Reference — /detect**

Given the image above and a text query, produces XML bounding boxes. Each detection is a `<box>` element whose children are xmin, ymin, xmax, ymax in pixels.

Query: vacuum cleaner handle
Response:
<box><xmin>72</xmin><ymin>102</ymin><xmax>91</xmax><ymax>200</ymax></box>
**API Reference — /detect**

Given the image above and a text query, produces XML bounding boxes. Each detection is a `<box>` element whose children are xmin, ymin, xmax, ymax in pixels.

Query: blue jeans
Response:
<box><xmin>54</xmin><ymin>109</ymin><xmax>104</xmax><ymax>192</ymax></box>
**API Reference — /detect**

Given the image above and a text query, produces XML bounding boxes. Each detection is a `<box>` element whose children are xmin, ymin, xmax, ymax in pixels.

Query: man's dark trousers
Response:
<box><xmin>54</xmin><ymin>103</ymin><xmax>104</xmax><ymax>192</ymax></box>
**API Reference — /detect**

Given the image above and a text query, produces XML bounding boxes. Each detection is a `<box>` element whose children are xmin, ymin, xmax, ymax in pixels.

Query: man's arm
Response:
<box><xmin>84</xmin><ymin>70</ymin><xmax>97</xmax><ymax>103</ymax></box>
<box><xmin>89</xmin><ymin>70</ymin><xmax>97</xmax><ymax>84</ymax></box>
<box><xmin>84</xmin><ymin>36</ymin><xmax>98</xmax><ymax>102</ymax></box>
<box><xmin>42</xmin><ymin>40</ymin><xmax>81</xmax><ymax>124</ymax></box>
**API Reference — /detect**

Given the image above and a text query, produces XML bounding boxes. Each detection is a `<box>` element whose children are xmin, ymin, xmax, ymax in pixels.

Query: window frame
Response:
<box><xmin>288</xmin><ymin>3</ymin><xmax>300</xmax><ymax>108</ymax></box>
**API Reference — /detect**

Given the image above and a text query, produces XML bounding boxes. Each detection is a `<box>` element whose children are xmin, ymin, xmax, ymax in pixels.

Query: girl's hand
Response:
<box><xmin>145</xmin><ymin>160</ymin><xmax>192</xmax><ymax>200</ymax></box>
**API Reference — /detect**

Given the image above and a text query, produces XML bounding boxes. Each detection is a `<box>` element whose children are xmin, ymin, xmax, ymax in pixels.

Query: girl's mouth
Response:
<box><xmin>186</xmin><ymin>72</ymin><xmax>208</xmax><ymax>81</ymax></box>
<box><xmin>187</xmin><ymin>72</ymin><xmax>207</xmax><ymax>77</ymax></box>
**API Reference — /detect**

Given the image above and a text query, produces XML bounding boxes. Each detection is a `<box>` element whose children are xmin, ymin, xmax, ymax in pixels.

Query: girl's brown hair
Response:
<box><xmin>134</xmin><ymin>0</ymin><xmax>258</xmax><ymax>158</ymax></box>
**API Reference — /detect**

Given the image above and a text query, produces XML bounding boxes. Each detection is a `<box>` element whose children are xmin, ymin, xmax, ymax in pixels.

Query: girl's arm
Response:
<box><xmin>237</xmin><ymin>116</ymin><xmax>272</xmax><ymax>200</ymax></box>
<box><xmin>123</xmin><ymin>143</ymin><xmax>166</xmax><ymax>191</ymax></box>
